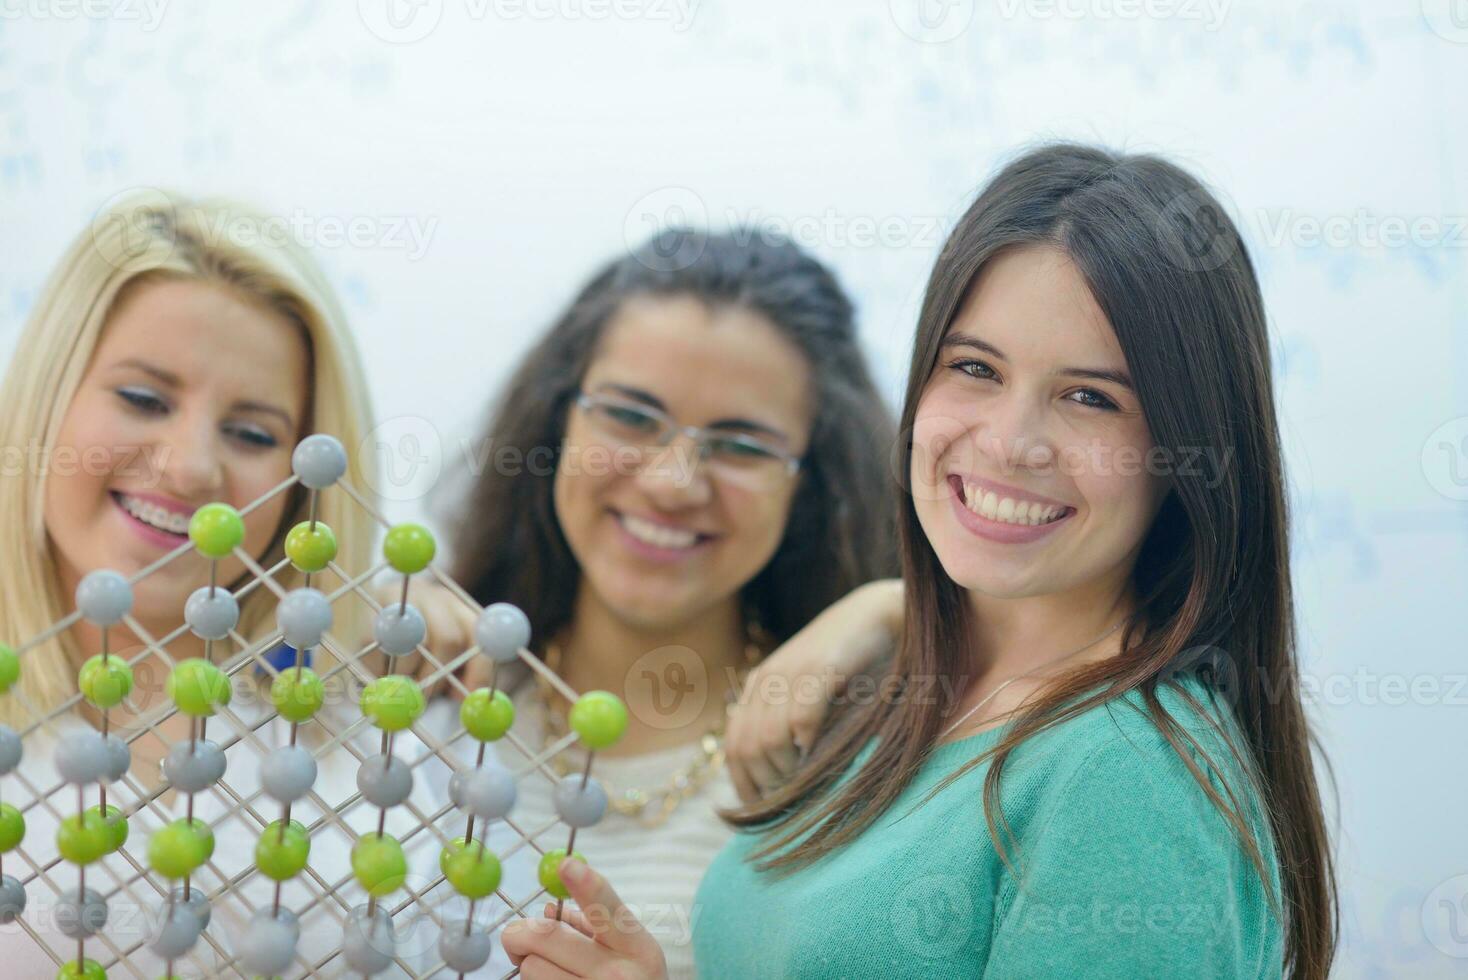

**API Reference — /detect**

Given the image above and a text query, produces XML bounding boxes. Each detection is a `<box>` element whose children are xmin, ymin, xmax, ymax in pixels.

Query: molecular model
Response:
<box><xmin>0</xmin><ymin>434</ymin><xmax>628</xmax><ymax>978</ymax></box>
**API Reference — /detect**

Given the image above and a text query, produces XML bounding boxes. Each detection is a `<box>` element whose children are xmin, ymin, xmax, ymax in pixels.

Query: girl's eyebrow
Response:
<box><xmin>940</xmin><ymin>332</ymin><xmax>1134</xmax><ymax>391</ymax></box>
<box><xmin>113</xmin><ymin>357</ymin><xmax>296</xmax><ymax>428</ymax></box>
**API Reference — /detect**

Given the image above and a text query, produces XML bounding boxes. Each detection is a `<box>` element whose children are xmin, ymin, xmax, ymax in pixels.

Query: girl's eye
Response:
<box><xmin>1068</xmin><ymin>388</ymin><xmax>1119</xmax><ymax>411</ymax></box>
<box><xmin>951</xmin><ymin>358</ymin><xmax>997</xmax><ymax>380</ymax></box>
<box><xmin>224</xmin><ymin>422</ymin><xmax>278</xmax><ymax>449</ymax></box>
<box><xmin>116</xmin><ymin>386</ymin><xmax>168</xmax><ymax>415</ymax></box>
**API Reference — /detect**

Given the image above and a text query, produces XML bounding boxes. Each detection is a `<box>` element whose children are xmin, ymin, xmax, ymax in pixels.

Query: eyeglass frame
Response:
<box><xmin>571</xmin><ymin>390</ymin><xmax>804</xmax><ymax>478</ymax></box>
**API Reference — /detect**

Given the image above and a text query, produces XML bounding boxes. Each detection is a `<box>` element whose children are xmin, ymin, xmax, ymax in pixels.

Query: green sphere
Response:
<box><xmin>188</xmin><ymin>502</ymin><xmax>244</xmax><ymax>559</ymax></box>
<box><xmin>443</xmin><ymin>840</ymin><xmax>502</xmax><ymax>899</ymax></box>
<box><xmin>569</xmin><ymin>690</ymin><xmax>628</xmax><ymax>750</ymax></box>
<box><xmin>0</xmin><ymin>644</ymin><xmax>19</xmax><ymax>694</ymax></box>
<box><xmin>0</xmin><ymin>802</ymin><xmax>24</xmax><ymax>851</ymax></box>
<box><xmin>460</xmin><ymin>688</ymin><xmax>515</xmax><ymax>742</ymax></box>
<box><xmin>148</xmin><ymin>818</ymin><xmax>211</xmax><ymax>879</ymax></box>
<box><xmin>56</xmin><ymin>959</ymin><xmax>106</xmax><ymax>980</ymax></box>
<box><xmin>271</xmin><ymin>667</ymin><xmax>325</xmax><ymax>723</ymax></box>
<box><xmin>382</xmin><ymin>523</ymin><xmax>435</xmax><ymax>575</ymax></box>
<box><xmin>285</xmin><ymin>520</ymin><xmax>337</xmax><ymax>573</ymax></box>
<box><xmin>87</xmin><ymin>803</ymin><xmax>128</xmax><ymax>853</ymax></box>
<box><xmin>537</xmin><ymin>848</ymin><xmax>587</xmax><ymax>900</ymax></box>
<box><xmin>439</xmin><ymin>836</ymin><xmax>467</xmax><ymax>877</ymax></box>
<box><xmin>167</xmin><ymin>659</ymin><xmax>231</xmax><ymax>717</ymax></box>
<box><xmin>78</xmin><ymin>653</ymin><xmax>133</xmax><ymax>709</ymax></box>
<box><xmin>256</xmin><ymin>819</ymin><xmax>310</xmax><ymax>881</ymax></box>
<box><xmin>351</xmin><ymin>833</ymin><xmax>407</xmax><ymax>897</ymax></box>
<box><xmin>360</xmin><ymin>675</ymin><xmax>425</xmax><ymax>732</ymax></box>
<box><xmin>56</xmin><ymin>810</ymin><xmax>111</xmax><ymax>865</ymax></box>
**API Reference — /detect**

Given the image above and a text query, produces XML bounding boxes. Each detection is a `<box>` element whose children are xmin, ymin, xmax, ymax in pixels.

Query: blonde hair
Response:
<box><xmin>0</xmin><ymin>189</ymin><xmax>379</xmax><ymax>727</ymax></box>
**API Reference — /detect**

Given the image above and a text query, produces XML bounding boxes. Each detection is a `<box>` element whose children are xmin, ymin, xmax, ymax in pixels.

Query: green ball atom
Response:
<box><xmin>460</xmin><ymin>688</ymin><xmax>515</xmax><ymax>742</ymax></box>
<box><xmin>167</xmin><ymin>659</ymin><xmax>231</xmax><ymax>717</ymax></box>
<box><xmin>188</xmin><ymin>502</ymin><xmax>244</xmax><ymax>559</ymax></box>
<box><xmin>256</xmin><ymin>819</ymin><xmax>310</xmax><ymax>881</ymax></box>
<box><xmin>0</xmin><ymin>644</ymin><xmax>18</xmax><ymax>694</ymax></box>
<box><xmin>56</xmin><ymin>959</ymin><xmax>105</xmax><ymax>980</ymax></box>
<box><xmin>78</xmin><ymin>653</ymin><xmax>133</xmax><ymax>709</ymax></box>
<box><xmin>351</xmin><ymin>833</ymin><xmax>407</xmax><ymax>897</ymax></box>
<box><xmin>285</xmin><ymin>520</ymin><xmax>338</xmax><ymax>573</ymax></box>
<box><xmin>569</xmin><ymin>690</ymin><xmax>628</xmax><ymax>750</ymax></box>
<box><xmin>382</xmin><ymin>523</ymin><xmax>435</xmax><ymax>575</ymax></box>
<box><xmin>0</xmin><ymin>802</ymin><xmax>24</xmax><ymax>852</ymax></box>
<box><xmin>439</xmin><ymin>836</ymin><xmax>467</xmax><ymax>877</ymax></box>
<box><xmin>443</xmin><ymin>840</ymin><xmax>502</xmax><ymax>899</ymax></box>
<box><xmin>147</xmin><ymin>818</ymin><xmax>211</xmax><ymax>879</ymax></box>
<box><xmin>360</xmin><ymin>675</ymin><xmax>425</xmax><ymax>732</ymax></box>
<box><xmin>271</xmin><ymin>667</ymin><xmax>325</xmax><ymax>723</ymax></box>
<box><xmin>87</xmin><ymin>803</ymin><xmax>128</xmax><ymax>853</ymax></box>
<box><xmin>56</xmin><ymin>810</ymin><xmax>111</xmax><ymax>865</ymax></box>
<box><xmin>537</xmin><ymin>848</ymin><xmax>587</xmax><ymax>900</ymax></box>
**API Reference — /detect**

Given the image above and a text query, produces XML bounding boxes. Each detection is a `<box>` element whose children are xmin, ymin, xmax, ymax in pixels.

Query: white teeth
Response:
<box><xmin>960</xmin><ymin>483</ymin><xmax>1066</xmax><ymax>527</ymax></box>
<box><xmin>619</xmin><ymin>513</ymin><xmax>699</xmax><ymax>550</ymax></box>
<box><xmin>117</xmin><ymin>494</ymin><xmax>190</xmax><ymax>535</ymax></box>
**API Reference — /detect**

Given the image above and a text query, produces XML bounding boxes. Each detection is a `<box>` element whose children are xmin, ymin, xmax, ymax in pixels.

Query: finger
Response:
<box><xmin>558</xmin><ymin>858</ymin><xmax>651</xmax><ymax>957</ymax></box>
<box><xmin>728</xmin><ymin>756</ymin><xmax>761</xmax><ymax>806</ymax></box>
<box><xmin>545</xmin><ymin>901</ymin><xmax>594</xmax><ymax>938</ymax></box>
<box><xmin>741</xmin><ymin>751</ymin><xmax>781</xmax><ymax>798</ymax></box>
<box><xmin>500</xmin><ymin>918</ymin><xmax>602</xmax><ymax>976</ymax></box>
<box><xmin>764</xmin><ymin>742</ymin><xmax>800</xmax><ymax>780</ymax></box>
<box><xmin>518</xmin><ymin>954</ymin><xmax>579</xmax><ymax>980</ymax></box>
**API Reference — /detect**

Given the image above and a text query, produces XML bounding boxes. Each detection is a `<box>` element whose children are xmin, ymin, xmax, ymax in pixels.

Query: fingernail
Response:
<box><xmin>560</xmin><ymin>858</ymin><xmax>585</xmax><ymax>883</ymax></box>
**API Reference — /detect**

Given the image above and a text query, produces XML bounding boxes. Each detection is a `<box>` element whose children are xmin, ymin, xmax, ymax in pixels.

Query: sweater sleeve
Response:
<box><xmin>981</xmin><ymin>731</ymin><xmax>1282</xmax><ymax>980</ymax></box>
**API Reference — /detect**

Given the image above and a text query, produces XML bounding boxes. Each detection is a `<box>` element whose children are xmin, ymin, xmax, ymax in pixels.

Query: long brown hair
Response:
<box><xmin>725</xmin><ymin>143</ymin><xmax>1337</xmax><ymax>979</ymax></box>
<box><xmin>447</xmin><ymin>227</ymin><xmax>898</xmax><ymax>648</ymax></box>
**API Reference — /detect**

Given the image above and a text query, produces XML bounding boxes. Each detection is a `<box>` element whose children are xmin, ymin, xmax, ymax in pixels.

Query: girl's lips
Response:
<box><xmin>945</xmin><ymin>474</ymin><xmax>1074</xmax><ymax>544</ymax></box>
<box><xmin>610</xmin><ymin>510</ymin><xmax>715</xmax><ymax>565</ymax></box>
<box><xmin>110</xmin><ymin>491</ymin><xmax>191</xmax><ymax>551</ymax></box>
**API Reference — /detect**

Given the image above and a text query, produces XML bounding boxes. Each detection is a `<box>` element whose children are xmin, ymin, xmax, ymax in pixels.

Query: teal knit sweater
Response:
<box><xmin>692</xmin><ymin>676</ymin><xmax>1283</xmax><ymax>978</ymax></box>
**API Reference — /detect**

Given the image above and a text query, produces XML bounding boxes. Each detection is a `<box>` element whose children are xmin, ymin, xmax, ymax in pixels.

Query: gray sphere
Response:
<box><xmin>260</xmin><ymin>745</ymin><xmax>317</xmax><ymax>804</ymax></box>
<box><xmin>474</xmin><ymin>603</ymin><xmax>529</xmax><ymax>663</ymax></box>
<box><xmin>148</xmin><ymin>899</ymin><xmax>203</xmax><ymax>959</ymax></box>
<box><xmin>55</xmin><ymin>729</ymin><xmax>107</xmax><ymax>784</ymax></box>
<box><xmin>276</xmin><ymin>588</ymin><xmax>333</xmax><ymax>651</ymax></box>
<box><xmin>449</xmin><ymin>766</ymin><xmax>516</xmax><ymax>821</ymax></box>
<box><xmin>163</xmin><ymin>739</ymin><xmax>226</xmax><ymax>793</ymax></box>
<box><xmin>373</xmin><ymin>603</ymin><xmax>426</xmax><ymax>657</ymax></box>
<box><xmin>0</xmin><ymin>725</ymin><xmax>22</xmax><ymax>776</ymax></box>
<box><xmin>292</xmin><ymin>434</ymin><xmax>348</xmax><ymax>490</ymax></box>
<box><xmin>75</xmin><ymin>569</ymin><xmax>133</xmax><ymax>627</ymax></box>
<box><xmin>439</xmin><ymin>920</ymin><xmax>494</xmax><ymax>973</ymax></box>
<box><xmin>237</xmin><ymin>907</ymin><xmax>299</xmax><ymax>976</ymax></box>
<box><xmin>56</xmin><ymin>887</ymin><xmax>107</xmax><ymax>939</ymax></box>
<box><xmin>185</xmin><ymin>586</ymin><xmax>239</xmax><ymax>641</ymax></box>
<box><xmin>357</xmin><ymin>753</ymin><xmax>413</xmax><ymax>808</ymax></box>
<box><xmin>168</xmin><ymin>885</ymin><xmax>211</xmax><ymax>930</ymax></box>
<box><xmin>342</xmin><ymin>904</ymin><xmax>395</xmax><ymax>975</ymax></box>
<box><xmin>0</xmin><ymin>875</ymin><xmax>25</xmax><ymax>925</ymax></box>
<box><xmin>553</xmin><ymin>775</ymin><xmax>608</xmax><ymax>829</ymax></box>
<box><xmin>100</xmin><ymin>733</ymin><xmax>130</xmax><ymax>783</ymax></box>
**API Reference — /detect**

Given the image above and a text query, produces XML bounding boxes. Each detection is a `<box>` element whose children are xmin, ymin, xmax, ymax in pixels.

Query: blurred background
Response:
<box><xmin>2</xmin><ymin>1</ymin><xmax>1465</xmax><ymax>975</ymax></box>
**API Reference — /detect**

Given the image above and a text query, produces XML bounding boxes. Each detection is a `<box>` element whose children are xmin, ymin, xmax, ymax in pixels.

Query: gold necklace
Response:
<box><xmin>534</xmin><ymin>628</ymin><xmax>765</xmax><ymax>829</ymax></box>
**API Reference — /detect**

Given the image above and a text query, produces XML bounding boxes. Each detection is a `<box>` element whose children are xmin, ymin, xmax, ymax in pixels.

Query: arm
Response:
<box><xmin>725</xmin><ymin>578</ymin><xmax>904</xmax><ymax>804</ymax></box>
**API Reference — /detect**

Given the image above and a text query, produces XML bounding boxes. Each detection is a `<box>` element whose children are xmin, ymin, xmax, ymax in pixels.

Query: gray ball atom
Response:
<box><xmin>276</xmin><ymin>588</ymin><xmax>333</xmax><ymax>651</ymax></box>
<box><xmin>55</xmin><ymin>729</ymin><xmax>107</xmax><ymax>784</ymax></box>
<box><xmin>148</xmin><ymin>899</ymin><xmax>203</xmax><ymax>959</ymax></box>
<box><xmin>553</xmin><ymin>775</ymin><xmax>608</xmax><ymax>829</ymax></box>
<box><xmin>56</xmin><ymin>887</ymin><xmax>108</xmax><ymax>939</ymax></box>
<box><xmin>439</xmin><ymin>920</ymin><xmax>494</xmax><ymax>973</ymax></box>
<box><xmin>100</xmin><ymin>733</ymin><xmax>130</xmax><ymax>783</ymax></box>
<box><xmin>0</xmin><ymin>725</ymin><xmax>22</xmax><ymax>776</ymax></box>
<box><xmin>237</xmin><ymin>907</ymin><xmax>299</xmax><ymax>977</ymax></box>
<box><xmin>75</xmin><ymin>569</ymin><xmax>133</xmax><ymax>627</ymax></box>
<box><xmin>168</xmin><ymin>885</ymin><xmax>211</xmax><ymax>930</ymax></box>
<box><xmin>342</xmin><ymin>904</ymin><xmax>395</xmax><ymax>975</ymax></box>
<box><xmin>0</xmin><ymin>875</ymin><xmax>24</xmax><ymax>925</ymax></box>
<box><xmin>163</xmin><ymin>739</ymin><xmax>226</xmax><ymax>793</ymax></box>
<box><xmin>373</xmin><ymin>603</ymin><xmax>426</xmax><ymax>657</ymax></box>
<box><xmin>185</xmin><ymin>586</ymin><xmax>239</xmax><ymax>641</ymax></box>
<box><xmin>357</xmin><ymin>753</ymin><xmax>413</xmax><ymax>808</ymax></box>
<box><xmin>449</xmin><ymin>766</ymin><xmax>517</xmax><ymax>821</ymax></box>
<box><xmin>292</xmin><ymin>434</ymin><xmax>348</xmax><ymax>490</ymax></box>
<box><xmin>474</xmin><ymin>603</ymin><xmax>530</xmax><ymax>663</ymax></box>
<box><xmin>260</xmin><ymin>745</ymin><xmax>317</xmax><ymax>804</ymax></box>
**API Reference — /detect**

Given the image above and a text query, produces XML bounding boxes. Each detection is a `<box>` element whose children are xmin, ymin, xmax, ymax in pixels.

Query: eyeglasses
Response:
<box><xmin>572</xmin><ymin>391</ymin><xmax>802</xmax><ymax>488</ymax></box>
